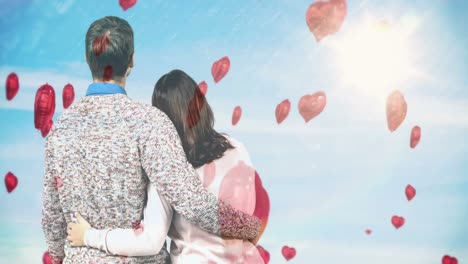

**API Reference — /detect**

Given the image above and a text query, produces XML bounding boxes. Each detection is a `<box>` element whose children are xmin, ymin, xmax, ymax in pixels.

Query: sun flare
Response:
<box><xmin>333</xmin><ymin>17</ymin><xmax>415</xmax><ymax>94</ymax></box>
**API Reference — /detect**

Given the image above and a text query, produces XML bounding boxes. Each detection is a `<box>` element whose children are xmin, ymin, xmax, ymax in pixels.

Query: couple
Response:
<box><xmin>41</xmin><ymin>16</ymin><xmax>265</xmax><ymax>264</ymax></box>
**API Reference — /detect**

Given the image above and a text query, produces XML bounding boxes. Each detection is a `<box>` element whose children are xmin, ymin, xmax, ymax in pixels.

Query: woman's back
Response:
<box><xmin>168</xmin><ymin>136</ymin><xmax>263</xmax><ymax>264</ymax></box>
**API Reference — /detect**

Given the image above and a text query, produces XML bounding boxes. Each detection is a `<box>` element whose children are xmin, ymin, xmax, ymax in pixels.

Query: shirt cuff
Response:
<box><xmin>84</xmin><ymin>228</ymin><xmax>107</xmax><ymax>252</ymax></box>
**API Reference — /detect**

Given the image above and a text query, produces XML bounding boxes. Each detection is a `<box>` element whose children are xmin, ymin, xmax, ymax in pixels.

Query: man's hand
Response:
<box><xmin>66</xmin><ymin>212</ymin><xmax>91</xmax><ymax>247</ymax></box>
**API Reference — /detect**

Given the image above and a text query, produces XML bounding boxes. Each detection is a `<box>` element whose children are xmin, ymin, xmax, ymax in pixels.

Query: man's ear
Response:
<box><xmin>84</xmin><ymin>53</ymin><xmax>89</xmax><ymax>65</ymax></box>
<box><xmin>129</xmin><ymin>53</ymin><xmax>134</xmax><ymax>68</ymax></box>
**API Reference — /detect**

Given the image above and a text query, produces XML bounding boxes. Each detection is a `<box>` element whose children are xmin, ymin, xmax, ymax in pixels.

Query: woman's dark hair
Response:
<box><xmin>152</xmin><ymin>69</ymin><xmax>234</xmax><ymax>168</ymax></box>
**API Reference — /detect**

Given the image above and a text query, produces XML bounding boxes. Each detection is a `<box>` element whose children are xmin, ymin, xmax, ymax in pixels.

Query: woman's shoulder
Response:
<box><xmin>221</xmin><ymin>135</ymin><xmax>252</xmax><ymax>165</ymax></box>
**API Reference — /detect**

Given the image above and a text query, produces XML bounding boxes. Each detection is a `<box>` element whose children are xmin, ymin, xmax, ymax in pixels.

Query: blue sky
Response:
<box><xmin>1</xmin><ymin>0</ymin><xmax>467</xmax><ymax>263</ymax></box>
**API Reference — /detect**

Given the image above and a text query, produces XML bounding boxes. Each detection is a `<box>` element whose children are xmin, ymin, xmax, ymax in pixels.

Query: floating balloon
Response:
<box><xmin>253</xmin><ymin>171</ymin><xmax>270</xmax><ymax>238</ymax></box>
<box><xmin>119</xmin><ymin>0</ymin><xmax>137</xmax><ymax>11</ymax></box>
<box><xmin>410</xmin><ymin>126</ymin><xmax>421</xmax><ymax>148</ymax></box>
<box><xmin>131</xmin><ymin>220</ymin><xmax>144</xmax><ymax>236</ymax></box>
<box><xmin>198</xmin><ymin>81</ymin><xmax>208</xmax><ymax>95</ymax></box>
<box><xmin>40</xmin><ymin>120</ymin><xmax>53</xmax><ymax>138</ymax></box>
<box><xmin>5</xmin><ymin>72</ymin><xmax>19</xmax><ymax>101</ymax></box>
<box><xmin>298</xmin><ymin>91</ymin><xmax>326</xmax><ymax>123</ymax></box>
<box><xmin>186</xmin><ymin>87</ymin><xmax>205</xmax><ymax>129</ymax></box>
<box><xmin>442</xmin><ymin>255</ymin><xmax>458</xmax><ymax>264</ymax></box>
<box><xmin>365</xmin><ymin>229</ymin><xmax>372</xmax><ymax>235</ymax></box>
<box><xmin>62</xmin><ymin>83</ymin><xmax>75</xmax><ymax>109</ymax></box>
<box><xmin>203</xmin><ymin>162</ymin><xmax>216</xmax><ymax>188</ymax></box>
<box><xmin>275</xmin><ymin>99</ymin><xmax>291</xmax><ymax>124</ymax></box>
<box><xmin>256</xmin><ymin>245</ymin><xmax>270</xmax><ymax>264</ymax></box>
<box><xmin>232</xmin><ymin>106</ymin><xmax>242</xmax><ymax>126</ymax></box>
<box><xmin>34</xmin><ymin>84</ymin><xmax>56</xmax><ymax>137</ymax></box>
<box><xmin>211</xmin><ymin>56</ymin><xmax>230</xmax><ymax>83</ymax></box>
<box><xmin>281</xmin><ymin>246</ymin><xmax>296</xmax><ymax>261</ymax></box>
<box><xmin>305</xmin><ymin>0</ymin><xmax>347</xmax><ymax>42</ymax></box>
<box><xmin>391</xmin><ymin>215</ymin><xmax>405</xmax><ymax>229</ymax></box>
<box><xmin>405</xmin><ymin>184</ymin><xmax>416</xmax><ymax>201</ymax></box>
<box><xmin>218</xmin><ymin>161</ymin><xmax>256</xmax><ymax>214</ymax></box>
<box><xmin>386</xmin><ymin>90</ymin><xmax>407</xmax><ymax>132</ymax></box>
<box><xmin>103</xmin><ymin>65</ymin><xmax>113</xmax><ymax>81</ymax></box>
<box><xmin>92</xmin><ymin>33</ymin><xmax>110</xmax><ymax>56</ymax></box>
<box><xmin>55</xmin><ymin>176</ymin><xmax>63</xmax><ymax>190</ymax></box>
<box><xmin>42</xmin><ymin>251</ymin><xmax>52</xmax><ymax>264</ymax></box>
<box><xmin>5</xmin><ymin>172</ymin><xmax>18</xmax><ymax>193</ymax></box>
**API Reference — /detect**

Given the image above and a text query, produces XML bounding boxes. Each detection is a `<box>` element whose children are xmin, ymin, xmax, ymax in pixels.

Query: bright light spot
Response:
<box><xmin>333</xmin><ymin>17</ymin><xmax>415</xmax><ymax>95</ymax></box>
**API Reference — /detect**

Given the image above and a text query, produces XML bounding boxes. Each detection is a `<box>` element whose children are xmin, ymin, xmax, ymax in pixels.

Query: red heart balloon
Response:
<box><xmin>198</xmin><ymin>81</ymin><xmax>208</xmax><ymax>95</ymax></box>
<box><xmin>405</xmin><ymin>184</ymin><xmax>416</xmax><ymax>201</ymax></box>
<box><xmin>186</xmin><ymin>87</ymin><xmax>205</xmax><ymax>129</ymax></box>
<box><xmin>386</xmin><ymin>90</ymin><xmax>407</xmax><ymax>132</ymax></box>
<box><xmin>211</xmin><ymin>56</ymin><xmax>230</xmax><ymax>83</ymax></box>
<box><xmin>306</xmin><ymin>0</ymin><xmax>347</xmax><ymax>42</ymax></box>
<box><xmin>5</xmin><ymin>72</ymin><xmax>19</xmax><ymax>101</ymax></box>
<box><xmin>281</xmin><ymin>246</ymin><xmax>296</xmax><ymax>261</ymax></box>
<box><xmin>92</xmin><ymin>33</ymin><xmax>110</xmax><ymax>57</ymax></box>
<box><xmin>275</xmin><ymin>99</ymin><xmax>291</xmax><ymax>124</ymax></box>
<box><xmin>34</xmin><ymin>84</ymin><xmax>56</xmax><ymax>136</ymax></box>
<box><xmin>410</xmin><ymin>126</ymin><xmax>421</xmax><ymax>148</ymax></box>
<box><xmin>42</xmin><ymin>251</ymin><xmax>52</xmax><ymax>264</ymax></box>
<box><xmin>365</xmin><ymin>229</ymin><xmax>372</xmax><ymax>235</ymax></box>
<box><xmin>103</xmin><ymin>65</ymin><xmax>113</xmax><ymax>81</ymax></box>
<box><xmin>298</xmin><ymin>91</ymin><xmax>326</xmax><ymax>123</ymax></box>
<box><xmin>5</xmin><ymin>172</ymin><xmax>18</xmax><ymax>193</ymax></box>
<box><xmin>232</xmin><ymin>106</ymin><xmax>242</xmax><ymax>126</ymax></box>
<box><xmin>442</xmin><ymin>255</ymin><xmax>458</xmax><ymax>264</ymax></box>
<box><xmin>62</xmin><ymin>83</ymin><xmax>75</xmax><ymax>109</ymax></box>
<box><xmin>253</xmin><ymin>171</ymin><xmax>270</xmax><ymax>238</ymax></box>
<box><xmin>391</xmin><ymin>215</ymin><xmax>405</xmax><ymax>229</ymax></box>
<box><xmin>256</xmin><ymin>245</ymin><xmax>270</xmax><ymax>264</ymax></box>
<box><xmin>119</xmin><ymin>0</ymin><xmax>137</xmax><ymax>11</ymax></box>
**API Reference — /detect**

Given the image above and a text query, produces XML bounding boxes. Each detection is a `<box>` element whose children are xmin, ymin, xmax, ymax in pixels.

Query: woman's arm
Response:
<box><xmin>68</xmin><ymin>184</ymin><xmax>173</xmax><ymax>256</ymax></box>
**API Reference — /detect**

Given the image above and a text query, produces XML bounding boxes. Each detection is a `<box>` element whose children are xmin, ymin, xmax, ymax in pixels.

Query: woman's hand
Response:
<box><xmin>67</xmin><ymin>212</ymin><xmax>91</xmax><ymax>247</ymax></box>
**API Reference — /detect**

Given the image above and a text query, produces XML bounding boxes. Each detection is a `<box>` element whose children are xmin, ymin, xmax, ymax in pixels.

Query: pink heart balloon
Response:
<box><xmin>298</xmin><ymin>91</ymin><xmax>326</xmax><ymax>123</ymax></box>
<box><xmin>275</xmin><ymin>99</ymin><xmax>291</xmax><ymax>124</ymax></box>
<box><xmin>5</xmin><ymin>172</ymin><xmax>18</xmax><ymax>193</ymax></box>
<box><xmin>442</xmin><ymin>255</ymin><xmax>458</xmax><ymax>264</ymax></box>
<box><xmin>211</xmin><ymin>56</ymin><xmax>230</xmax><ymax>83</ymax></box>
<box><xmin>198</xmin><ymin>81</ymin><xmax>208</xmax><ymax>95</ymax></box>
<box><xmin>62</xmin><ymin>83</ymin><xmax>75</xmax><ymax>109</ymax></box>
<box><xmin>92</xmin><ymin>33</ymin><xmax>110</xmax><ymax>57</ymax></box>
<box><xmin>391</xmin><ymin>215</ymin><xmax>405</xmax><ymax>229</ymax></box>
<box><xmin>281</xmin><ymin>246</ymin><xmax>296</xmax><ymax>261</ymax></box>
<box><xmin>5</xmin><ymin>72</ymin><xmax>19</xmax><ymax>101</ymax></box>
<box><xmin>42</xmin><ymin>251</ymin><xmax>52</xmax><ymax>264</ymax></box>
<box><xmin>365</xmin><ymin>229</ymin><xmax>372</xmax><ymax>235</ymax></box>
<box><xmin>253</xmin><ymin>171</ymin><xmax>270</xmax><ymax>238</ymax></box>
<box><xmin>410</xmin><ymin>126</ymin><xmax>421</xmax><ymax>148</ymax></box>
<box><xmin>232</xmin><ymin>106</ymin><xmax>242</xmax><ymax>126</ymax></box>
<box><xmin>386</xmin><ymin>90</ymin><xmax>407</xmax><ymax>132</ymax></box>
<box><xmin>119</xmin><ymin>0</ymin><xmax>137</xmax><ymax>11</ymax></box>
<box><xmin>256</xmin><ymin>245</ymin><xmax>270</xmax><ymax>264</ymax></box>
<box><xmin>34</xmin><ymin>84</ymin><xmax>56</xmax><ymax>136</ymax></box>
<box><xmin>306</xmin><ymin>0</ymin><xmax>347</xmax><ymax>42</ymax></box>
<box><xmin>405</xmin><ymin>184</ymin><xmax>416</xmax><ymax>201</ymax></box>
<box><xmin>218</xmin><ymin>161</ymin><xmax>256</xmax><ymax>214</ymax></box>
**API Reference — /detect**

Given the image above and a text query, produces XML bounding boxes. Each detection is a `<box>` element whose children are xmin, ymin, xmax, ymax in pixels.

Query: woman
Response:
<box><xmin>67</xmin><ymin>69</ymin><xmax>264</xmax><ymax>263</ymax></box>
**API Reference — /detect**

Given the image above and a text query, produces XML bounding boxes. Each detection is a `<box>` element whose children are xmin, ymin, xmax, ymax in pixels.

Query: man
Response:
<box><xmin>41</xmin><ymin>16</ymin><xmax>260</xmax><ymax>263</ymax></box>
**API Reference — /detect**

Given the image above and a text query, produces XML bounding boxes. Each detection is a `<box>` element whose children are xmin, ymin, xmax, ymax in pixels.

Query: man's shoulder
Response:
<box><xmin>123</xmin><ymin>99</ymin><xmax>168</xmax><ymax>123</ymax></box>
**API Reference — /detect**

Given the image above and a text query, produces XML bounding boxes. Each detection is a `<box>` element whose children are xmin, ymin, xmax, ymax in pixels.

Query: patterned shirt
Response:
<box><xmin>41</xmin><ymin>83</ymin><xmax>261</xmax><ymax>264</ymax></box>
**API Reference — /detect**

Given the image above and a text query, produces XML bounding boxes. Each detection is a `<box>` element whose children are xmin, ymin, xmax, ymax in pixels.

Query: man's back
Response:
<box><xmin>43</xmin><ymin>94</ymin><xmax>168</xmax><ymax>263</ymax></box>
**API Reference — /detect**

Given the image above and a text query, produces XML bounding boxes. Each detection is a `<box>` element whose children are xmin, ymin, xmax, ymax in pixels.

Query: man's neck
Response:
<box><xmin>93</xmin><ymin>79</ymin><xmax>126</xmax><ymax>88</ymax></box>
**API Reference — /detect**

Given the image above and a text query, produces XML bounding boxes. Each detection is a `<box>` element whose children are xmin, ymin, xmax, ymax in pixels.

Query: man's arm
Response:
<box><xmin>138</xmin><ymin>111</ymin><xmax>261</xmax><ymax>241</ymax></box>
<box><xmin>83</xmin><ymin>184</ymin><xmax>173</xmax><ymax>256</ymax></box>
<box><xmin>41</xmin><ymin>136</ymin><xmax>67</xmax><ymax>264</ymax></box>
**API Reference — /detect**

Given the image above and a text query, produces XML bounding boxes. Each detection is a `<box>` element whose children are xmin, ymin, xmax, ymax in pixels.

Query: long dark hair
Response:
<box><xmin>152</xmin><ymin>69</ymin><xmax>234</xmax><ymax>168</ymax></box>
